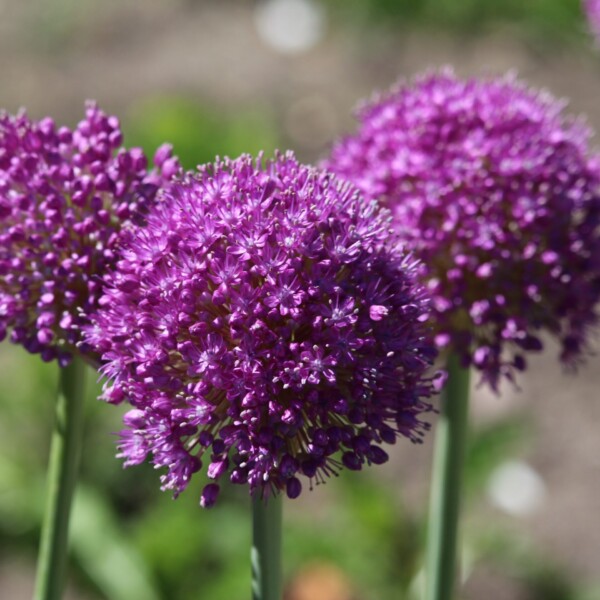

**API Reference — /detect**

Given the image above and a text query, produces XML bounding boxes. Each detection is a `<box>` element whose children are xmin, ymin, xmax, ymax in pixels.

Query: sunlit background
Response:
<box><xmin>1</xmin><ymin>1</ymin><xmax>600</xmax><ymax>598</ymax></box>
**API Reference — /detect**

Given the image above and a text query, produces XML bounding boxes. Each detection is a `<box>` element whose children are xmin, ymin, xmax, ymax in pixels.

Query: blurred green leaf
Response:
<box><xmin>325</xmin><ymin>0</ymin><xmax>585</xmax><ymax>40</ymax></box>
<box><xmin>0</xmin><ymin>453</ymin><xmax>43</xmax><ymax>535</ymax></box>
<box><xmin>70</xmin><ymin>486</ymin><xmax>160</xmax><ymax>600</ymax></box>
<box><xmin>132</xmin><ymin>489</ymin><xmax>251</xmax><ymax>600</ymax></box>
<box><xmin>464</xmin><ymin>417</ymin><xmax>529</xmax><ymax>495</ymax></box>
<box><xmin>125</xmin><ymin>97</ymin><xmax>280</xmax><ymax>170</ymax></box>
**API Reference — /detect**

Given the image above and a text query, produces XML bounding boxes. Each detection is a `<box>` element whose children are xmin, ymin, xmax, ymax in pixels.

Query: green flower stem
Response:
<box><xmin>425</xmin><ymin>352</ymin><xmax>471</xmax><ymax>600</ymax></box>
<box><xmin>34</xmin><ymin>356</ymin><xmax>87</xmax><ymax>600</ymax></box>
<box><xmin>251</xmin><ymin>493</ymin><xmax>283</xmax><ymax>600</ymax></box>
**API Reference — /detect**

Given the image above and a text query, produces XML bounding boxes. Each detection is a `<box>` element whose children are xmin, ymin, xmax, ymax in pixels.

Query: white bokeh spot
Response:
<box><xmin>487</xmin><ymin>460</ymin><xmax>546</xmax><ymax>517</ymax></box>
<box><xmin>254</xmin><ymin>0</ymin><xmax>326</xmax><ymax>55</ymax></box>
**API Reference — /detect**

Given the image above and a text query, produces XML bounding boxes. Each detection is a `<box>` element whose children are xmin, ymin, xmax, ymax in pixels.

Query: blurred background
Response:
<box><xmin>1</xmin><ymin>0</ymin><xmax>600</xmax><ymax>598</ymax></box>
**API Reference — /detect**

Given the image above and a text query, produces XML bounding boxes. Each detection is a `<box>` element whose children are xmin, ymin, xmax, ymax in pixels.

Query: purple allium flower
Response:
<box><xmin>0</xmin><ymin>102</ymin><xmax>179</xmax><ymax>364</ymax></box>
<box><xmin>325</xmin><ymin>70</ymin><xmax>600</xmax><ymax>389</ymax></box>
<box><xmin>585</xmin><ymin>0</ymin><xmax>600</xmax><ymax>41</ymax></box>
<box><xmin>85</xmin><ymin>152</ymin><xmax>438</xmax><ymax>506</ymax></box>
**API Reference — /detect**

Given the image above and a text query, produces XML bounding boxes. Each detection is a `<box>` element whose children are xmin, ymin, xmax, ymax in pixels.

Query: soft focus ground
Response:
<box><xmin>1</xmin><ymin>1</ymin><xmax>599</xmax><ymax>599</ymax></box>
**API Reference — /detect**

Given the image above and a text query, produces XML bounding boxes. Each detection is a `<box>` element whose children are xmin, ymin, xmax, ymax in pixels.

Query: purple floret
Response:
<box><xmin>326</xmin><ymin>69</ymin><xmax>600</xmax><ymax>389</ymax></box>
<box><xmin>0</xmin><ymin>102</ymin><xmax>179</xmax><ymax>364</ymax></box>
<box><xmin>86</xmin><ymin>152</ymin><xmax>438</xmax><ymax>506</ymax></box>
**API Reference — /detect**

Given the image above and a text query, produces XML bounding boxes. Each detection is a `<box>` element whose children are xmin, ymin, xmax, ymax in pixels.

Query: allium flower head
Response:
<box><xmin>86</xmin><ymin>152</ymin><xmax>438</xmax><ymax>507</ymax></box>
<box><xmin>0</xmin><ymin>102</ymin><xmax>179</xmax><ymax>364</ymax></box>
<box><xmin>585</xmin><ymin>0</ymin><xmax>600</xmax><ymax>41</ymax></box>
<box><xmin>326</xmin><ymin>70</ymin><xmax>600</xmax><ymax>389</ymax></box>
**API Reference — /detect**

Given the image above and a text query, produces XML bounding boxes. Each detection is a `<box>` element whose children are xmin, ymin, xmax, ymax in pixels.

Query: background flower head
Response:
<box><xmin>585</xmin><ymin>0</ymin><xmax>600</xmax><ymax>41</ymax></box>
<box><xmin>0</xmin><ymin>102</ymin><xmax>179</xmax><ymax>365</ymax></box>
<box><xmin>86</xmin><ymin>152</ymin><xmax>438</xmax><ymax>507</ymax></box>
<box><xmin>325</xmin><ymin>69</ymin><xmax>600</xmax><ymax>389</ymax></box>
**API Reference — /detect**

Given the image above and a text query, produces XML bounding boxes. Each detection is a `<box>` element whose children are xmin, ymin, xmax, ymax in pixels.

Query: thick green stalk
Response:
<box><xmin>425</xmin><ymin>352</ymin><xmax>471</xmax><ymax>600</ymax></box>
<box><xmin>34</xmin><ymin>357</ymin><xmax>87</xmax><ymax>600</ymax></box>
<box><xmin>251</xmin><ymin>494</ymin><xmax>283</xmax><ymax>600</ymax></box>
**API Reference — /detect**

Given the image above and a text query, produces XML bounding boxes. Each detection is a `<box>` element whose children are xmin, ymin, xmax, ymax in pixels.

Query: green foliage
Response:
<box><xmin>324</xmin><ymin>0</ymin><xmax>585</xmax><ymax>38</ymax></box>
<box><xmin>464</xmin><ymin>417</ymin><xmax>529</xmax><ymax>496</ymax></box>
<box><xmin>70</xmin><ymin>486</ymin><xmax>160</xmax><ymax>600</ymax></box>
<box><xmin>124</xmin><ymin>98</ymin><xmax>280</xmax><ymax>170</ymax></box>
<box><xmin>132</xmin><ymin>489</ymin><xmax>250</xmax><ymax>600</ymax></box>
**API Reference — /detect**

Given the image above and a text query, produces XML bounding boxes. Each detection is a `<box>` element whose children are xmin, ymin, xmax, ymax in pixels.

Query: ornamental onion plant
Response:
<box><xmin>0</xmin><ymin>103</ymin><xmax>178</xmax><ymax>600</ymax></box>
<box><xmin>325</xmin><ymin>69</ymin><xmax>600</xmax><ymax>600</ymax></box>
<box><xmin>85</xmin><ymin>152</ymin><xmax>440</xmax><ymax>600</ymax></box>
<box><xmin>585</xmin><ymin>0</ymin><xmax>600</xmax><ymax>41</ymax></box>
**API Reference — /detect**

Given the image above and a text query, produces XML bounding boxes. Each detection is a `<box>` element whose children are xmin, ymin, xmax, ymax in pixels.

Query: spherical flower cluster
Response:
<box><xmin>325</xmin><ymin>70</ymin><xmax>600</xmax><ymax>389</ymax></box>
<box><xmin>0</xmin><ymin>102</ymin><xmax>179</xmax><ymax>364</ymax></box>
<box><xmin>585</xmin><ymin>0</ymin><xmax>600</xmax><ymax>41</ymax></box>
<box><xmin>86</xmin><ymin>152</ymin><xmax>438</xmax><ymax>507</ymax></box>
